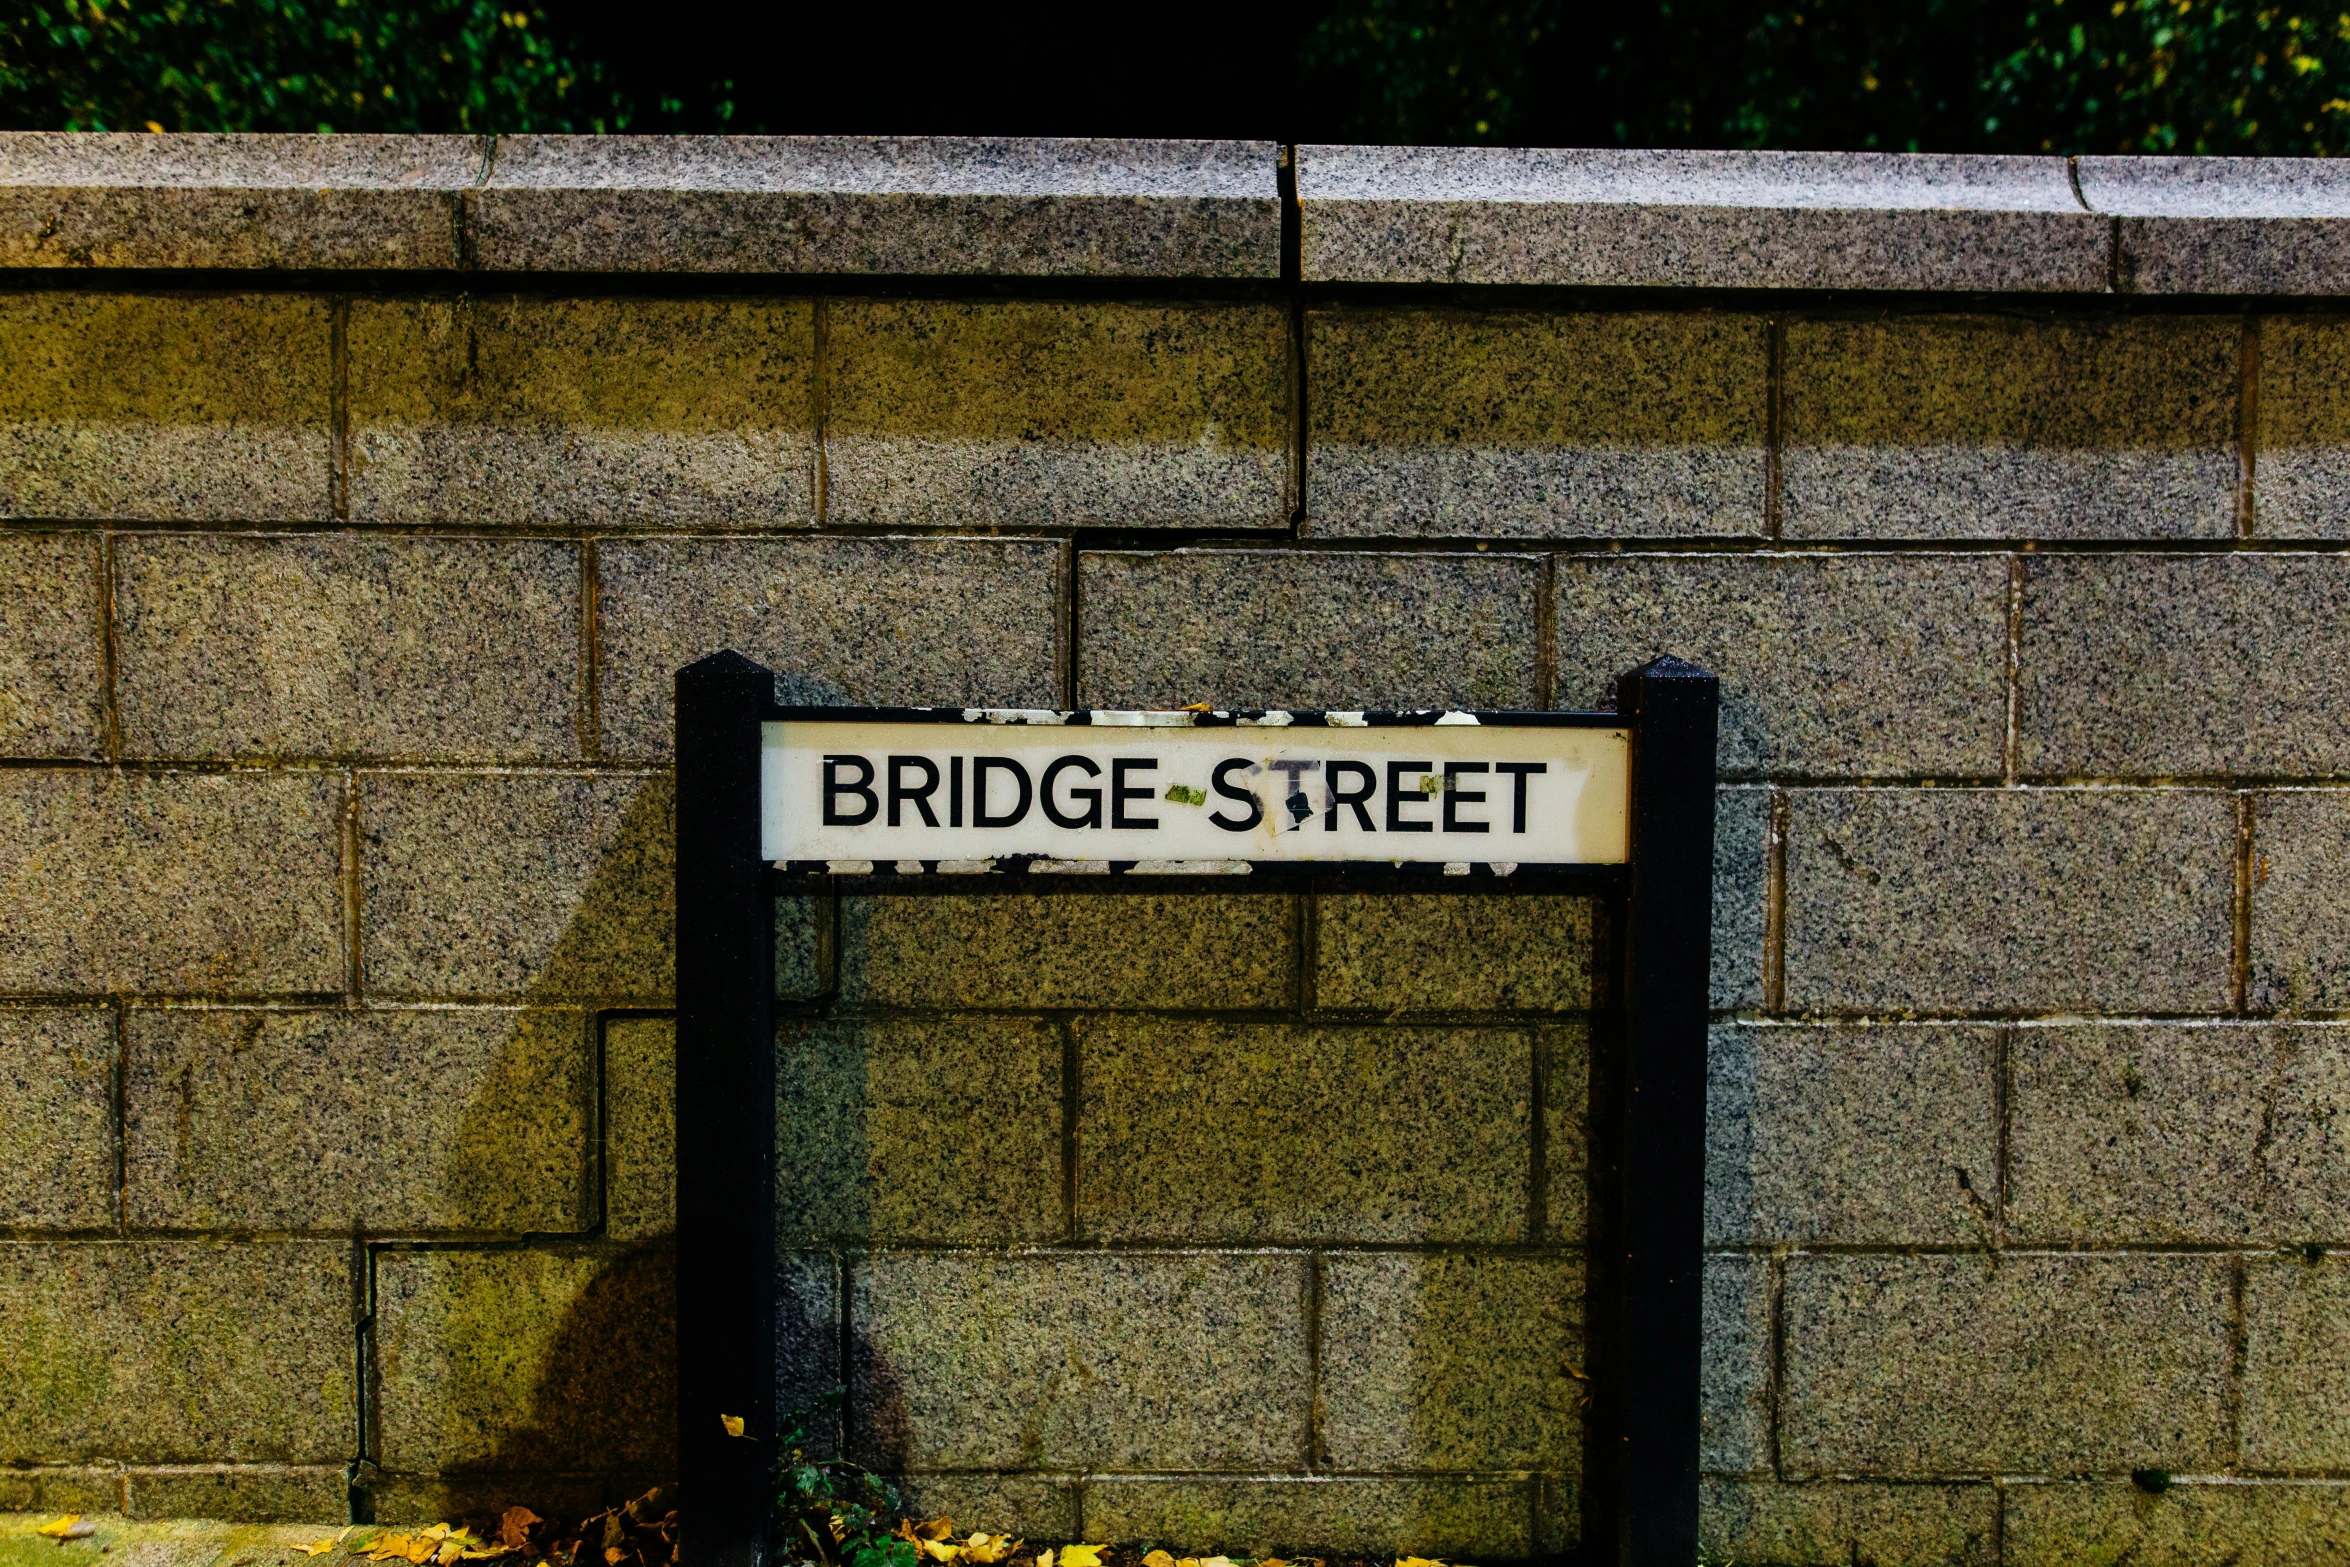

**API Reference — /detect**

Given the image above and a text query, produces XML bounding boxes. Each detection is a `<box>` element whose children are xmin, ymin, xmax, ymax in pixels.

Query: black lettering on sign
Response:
<box><xmin>1442</xmin><ymin>762</ymin><xmax>1489</xmax><ymax>833</ymax></box>
<box><xmin>1493</xmin><ymin>762</ymin><xmax>1546</xmax><ymax>834</ymax></box>
<box><xmin>1209</xmin><ymin>757</ymin><xmax>1262</xmax><ymax>831</ymax></box>
<box><xmin>972</xmin><ymin>757</ymin><xmax>1032</xmax><ymax>828</ymax></box>
<box><xmin>1269</xmin><ymin>759</ymin><xmax>1319</xmax><ymax>827</ymax></box>
<box><xmin>823</xmin><ymin>754</ymin><xmax>878</xmax><ymax>826</ymax></box>
<box><xmin>1111</xmin><ymin>757</ymin><xmax>1160</xmax><ymax>829</ymax></box>
<box><xmin>949</xmin><ymin>755</ymin><xmax>964</xmax><ymax>828</ymax></box>
<box><xmin>1326</xmin><ymin>760</ymin><xmax>1376</xmax><ymax>831</ymax></box>
<box><xmin>1385</xmin><ymin>760</ymin><xmax>1434</xmax><ymax>833</ymax></box>
<box><xmin>888</xmin><ymin>756</ymin><xmax>940</xmax><ymax>828</ymax></box>
<box><xmin>1041</xmin><ymin>755</ymin><xmax>1103</xmax><ymax>830</ymax></box>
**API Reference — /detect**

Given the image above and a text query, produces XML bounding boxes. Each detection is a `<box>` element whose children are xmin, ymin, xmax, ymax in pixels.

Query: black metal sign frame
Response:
<box><xmin>675</xmin><ymin>650</ymin><xmax>1719</xmax><ymax>1567</ymax></box>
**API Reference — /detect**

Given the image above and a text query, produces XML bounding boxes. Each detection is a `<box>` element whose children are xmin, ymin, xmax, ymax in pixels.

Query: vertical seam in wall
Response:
<box><xmin>1527</xmin><ymin>1025</ymin><xmax>1548</xmax><ymax>1247</ymax></box>
<box><xmin>835</xmin><ymin>1249</ymin><xmax>853</xmax><ymax>1460</ymax></box>
<box><xmin>1765</xmin><ymin>1251</ymin><xmax>1786</xmax><ymax>1479</ymax></box>
<box><xmin>1993</xmin><ymin>1025</ymin><xmax>2013</xmax><ymax>1250</ymax></box>
<box><xmin>1295</xmin><ymin>891</ymin><xmax>1317</xmax><ymax>1015</ymax></box>
<box><xmin>2003</xmin><ymin>555</ymin><xmax>2025</xmax><ymax>784</ymax></box>
<box><xmin>1764</xmin><ymin>318</ymin><xmax>1784</xmax><ymax>540</ymax></box>
<box><xmin>2239</xmin><ymin>315</ymin><xmax>2261</xmax><ymax>539</ymax></box>
<box><xmin>96</xmin><ymin>530</ymin><xmax>120</xmax><ymax>765</ymax></box>
<box><xmin>590</xmin><ymin>1011</ymin><xmax>609</xmax><ymax>1234</ymax></box>
<box><xmin>813</xmin><ymin>295</ymin><xmax>830</xmax><ymax>525</ymax></box>
<box><xmin>1991</xmin><ymin>1482</ymin><xmax>2007</xmax><ymax>1567</ymax></box>
<box><xmin>330</xmin><ymin>296</ymin><xmax>351</xmax><ymax>523</ymax></box>
<box><xmin>1282</xmin><ymin>144</ymin><xmax>1307</xmax><ymax>538</ymax></box>
<box><xmin>2234</xmin><ymin>792</ymin><xmax>2256</xmax><ymax>1015</ymax></box>
<box><xmin>2227</xmin><ymin>1253</ymin><xmax>2249</xmax><ymax>1471</ymax></box>
<box><xmin>1535</xmin><ymin>553</ymin><xmax>1558</xmax><ymax>710</ymax></box>
<box><xmin>1762</xmin><ymin>786</ymin><xmax>1788</xmax><ymax>1014</ymax></box>
<box><xmin>342</xmin><ymin>768</ymin><xmax>363</xmax><ymax>1005</ymax></box>
<box><xmin>580</xmin><ymin>538</ymin><xmax>602</xmax><ymax>763</ymax></box>
<box><xmin>1060</xmin><ymin>1018</ymin><xmax>1079</xmax><ymax>1243</ymax></box>
<box><xmin>1059</xmin><ymin>539</ymin><xmax>1079</xmax><ymax>707</ymax></box>
<box><xmin>110</xmin><ymin>997</ymin><xmax>128</xmax><ymax>1232</ymax></box>
<box><xmin>1305</xmin><ymin>1251</ymin><xmax>1324</xmax><ymax>1470</ymax></box>
<box><xmin>354</xmin><ymin>1241</ymin><xmax>378</xmax><ymax>1522</ymax></box>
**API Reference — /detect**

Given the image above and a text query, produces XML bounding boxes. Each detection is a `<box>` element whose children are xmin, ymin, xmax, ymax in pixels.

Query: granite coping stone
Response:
<box><xmin>2081</xmin><ymin>156</ymin><xmax>2350</xmax><ymax>294</ymax></box>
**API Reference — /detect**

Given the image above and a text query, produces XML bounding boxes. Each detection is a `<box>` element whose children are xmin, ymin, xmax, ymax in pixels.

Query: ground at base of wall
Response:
<box><xmin>0</xmin><ymin>1515</ymin><xmax>340</xmax><ymax>1567</ymax></box>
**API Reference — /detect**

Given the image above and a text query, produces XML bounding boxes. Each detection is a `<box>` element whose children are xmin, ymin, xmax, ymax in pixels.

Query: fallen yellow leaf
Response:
<box><xmin>1258</xmin><ymin>1559</ymin><xmax>1293</xmax><ymax>1567</ymax></box>
<box><xmin>917</xmin><ymin>1542</ymin><xmax>961</xmax><ymax>1563</ymax></box>
<box><xmin>35</xmin><ymin>1518</ymin><xmax>95</xmax><ymax>1541</ymax></box>
<box><xmin>294</xmin><ymin>1541</ymin><xmax>342</xmax><ymax>1558</ymax></box>
<box><xmin>1397</xmin><ymin>1557</ymin><xmax>1449</xmax><ymax>1567</ymax></box>
<box><xmin>963</xmin><ymin>1535</ymin><xmax>1019</xmax><ymax>1565</ymax></box>
<box><xmin>1035</xmin><ymin>1550</ymin><xmax>1054</xmax><ymax>1567</ymax></box>
<box><xmin>911</xmin><ymin>1520</ymin><xmax>954</xmax><ymax>1543</ymax></box>
<box><xmin>719</xmin><ymin>1414</ymin><xmax>746</xmax><ymax>1439</ymax></box>
<box><xmin>421</xmin><ymin>1526</ymin><xmax>454</xmax><ymax>1542</ymax></box>
<box><xmin>1060</xmin><ymin>1546</ymin><xmax>1109</xmax><ymax>1567</ymax></box>
<box><xmin>1143</xmin><ymin>1553</ymin><xmax>1176</xmax><ymax>1567</ymax></box>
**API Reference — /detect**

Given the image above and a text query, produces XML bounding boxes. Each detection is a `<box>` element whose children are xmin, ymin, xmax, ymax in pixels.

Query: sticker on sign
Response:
<box><xmin>761</xmin><ymin>710</ymin><xmax>1629</xmax><ymax>870</ymax></box>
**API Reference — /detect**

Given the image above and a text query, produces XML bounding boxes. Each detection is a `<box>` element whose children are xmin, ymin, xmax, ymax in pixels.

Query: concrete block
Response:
<box><xmin>2020</xmin><ymin>554</ymin><xmax>2350</xmax><ymax>775</ymax></box>
<box><xmin>1297</xmin><ymin>147</ymin><xmax>2106</xmax><ymax>290</ymax></box>
<box><xmin>2254</xmin><ymin>792</ymin><xmax>2350</xmax><ymax>1011</ymax></box>
<box><xmin>777</xmin><ymin>1018</ymin><xmax>1062</xmax><ymax>1244</ymax></box>
<box><xmin>1783</xmin><ymin>788</ymin><xmax>2236</xmax><ymax>1013</ymax></box>
<box><xmin>2244</xmin><ymin>1252</ymin><xmax>2350</xmax><ymax>1470</ymax></box>
<box><xmin>1076</xmin><ymin>549</ymin><xmax>1541</xmax><ymax>710</ymax></box>
<box><xmin>0</xmin><ymin>1009</ymin><xmax>112</xmax><ymax>1229</ymax></box>
<box><xmin>123</xmin><ymin>1008</ymin><xmax>590</xmax><ymax>1234</ymax></box>
<box><xmin>0</xmin><ymin>770</ymin><xmax>343</xmax><ymax>996</ymax></box>
<box><xmin>848</xmin><ymin>1251</ymin><xmax>1307</xmax><ymax>1471</ymax></box>
<box><xmin>604</xmin><ymin>1018</ymin><xmax>674</xmax><ymax>1243</ymax></box>
<box><xmin>373</xmin><ymin>1244</ymin><xmax>674</xmax><ymax>1472</ymax></box>
<box><xmin>347</xmin><ymin>296</ymin><xmax>815</xmax><ymax>527</ymax></box>
<box><xmin>125</xmin><ymin>1467</ymin><xmax>348</xmax><ymax>1523</ymax></box>
<box><xmin>2081</xmin><ymin>155</ymin><xmax>2350</xmax><ymax>294</ymax></box>
<box><xmin>0</xmin><ymin>532</ymin><xmax>102</xmax><ymax>758</ymax></box>
<box><xmin>1714</xmin><ymin>786</ymin><xmax>1768</xmax><ymax>1011</ymax></box>
<box><xmin>1077</xmin><ymin>1019</ymin><xmax>1530</xmax><ymax>1244</ymax></box>
<box><xmin>0</xmin><ymin>1241</ymin><xmax>355</xmax><ymax>1462</ymax></box>
<box><xmin>114</xmin><ymin>534</ymin><xmax>580</xmax><ymax>763</ymax></box>
<box><xmin>1701</xmin><ymin>1254</ymin><xmax>1773</xmax><ymax>1475</ymax></box>
<box><xmin>1555</xmin><ymin>553</ymin><xmax>2010</xmax><ymax>776</ymax></box>
<box><xmin>2007</xmin><ymin>1023</ymin><xmax>2350</xmax><ymax>1244</ymax></box>
<box><xmin>1543</xmin><ymin>1023</ymin><xmax>1590</xmax><ymax>1242</ymax></box>
<box><xmin>1303</xmin><ymin>308</ymin><xmax>1766</xmax><ymax>538</ymax></box>
<box><xmin>0</xmin><ymin>1469</ymin><xmax>120</xmax><ymax>1513</ymax></box>
<box><xmin>825</xmin><ymin>300</ymin><xmax>1290</xmax><ymax>530</ymax></box>
<box><xmin>890</xmin><ymin>1474</ymin><xmax>1075</xmax><ymax>1542</ymax></box>
<box><xmin>359</xmin><ymin>773</ymin><xmax>671</xmax><ymax>1003</ymax></box>
<box><xmin>595</xmin><ymin>536</ymin><xmax>1064</xmax><ymax>761</ymax></box>
<box><xmin>2255</xmin><ymin>318</ymin><xmax>2350</xmax><ymax>536</ymax></box>
<box><xmin>0</xmin><ymin>293</ymin><xmax>330</xmax><ymax>521</ymax></box>
<box><xmin>1319</xmin><ymin>1251</ymin><xmax>1582</xmax><ymax>1469</ymax></box>
<box><xmin>1781</xmin><ymin>315</ymin><xmax>2240</xmax><ymax>540</ymax></box>
<box><xmin>1698</xmin><ymin>1478</ymin><xmax>1995</xmax><ymax>1567</ymax></box>
<box><xmin>1781</xmin><ymin>1253</ymin><xmax>2232</xmax><ymax>1475</ymax></box>
<box><xmin>1314</xmin><ymin>893</ymin><xmax>1592</xmax><ymax>1012</ymax></box>
<box><xmin>0</xmin><ymin>132</ymin><xmax>474</xmax><ymax>269</ymax></box>
<box><xmin>471</xmin><ymin>136</ymin><xmax>1281</xmax><ymax>277</ymax></box>
<box><xmin>1706</xmin><ymin>1023</ymin><xmax>1998</xmax><ymax>1246</ymax></box>
<box><xmin>838</xmin><ymin>892</ymin><xmax>1292</xmax><ymax>1010</ymax></box>
<box><xmin>1084</xmin><ymin>1476</ymin><xmax>1530</xmax><ymax>1558</ymax></box>
<box><xmin>2006</xmin><ymin>1479</ymin><xmax>2350</xmax><ymax>1567</ymax></box>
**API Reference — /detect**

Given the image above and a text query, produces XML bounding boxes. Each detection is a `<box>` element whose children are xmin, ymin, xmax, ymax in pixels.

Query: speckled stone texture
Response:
<box><xmin>888</xmin><ymin>1475</ymin><xmax>1075</xmax><ymax>1543</ymax></box>
<box><xmin>0</xmin><ymin>532</ymin><xmax>100</xmax><ymax>758</ymax></box>
<box><xmin>603</xmin><ymin>1017</ymin><xmax>674</xmax><ymax>1243</ymax></box>
<box><xmin>848</xmin><ymin>1251</ymin><xmax>1308</xmax><ymax>1471</ymax></box>
<box><xmin>122</xmin><ymin>1009</ymin><xmax>591</xmax><ymax>1233</ymax></box>
<box><xmin>347</xmin><ymin>296</ymin><xmax>815</xmax><ymax>527</ymax></box>
<box><xmin>1318</xmin><ymin>1252</ymin><xmax>1581</xmax><ymax>1469</ymax></box>
<box><xmin>113</xmin><ymin>534</ymin><xmax>580</xmax><ymax>763</ymax></box>
<box><xmin>470</xmin><ymin>137</ymin><xmax>1281</xmax><ymax>277</ymax></box>
<box><xmin>358</xmin><ymin>772</ymin><xmax>672</xmax><ymax>1003</ymax></box>
<box><xmin>1783</xmin><ymin>788</ymin><xmax>2236</xmax><ymax>1013</ymax></box>
<box><xmin>837</xmin><ymin>892</ymin><xmax>1292</xmax><ymax>1009</ymax></box>
<box><xmin>0</xmin><ymin>1516</ymin><xmax>360</xmax><ymax>1566</ymax></box>
<box><xmin>1713</xmin><ymin>786</ymin><xmax>1768</xmax><ymax>1009</ymax></box>
<box><xmin>2005</xmin><ymin>1480</ymin><xmax>2350</xmax><ymax>1567</ymax></box>
<box><xmin>0</xmin><ymin>1009</ymin><xmax>113</xmax><ymax>1229</ymax></box>
<box><xmin>2008</xmin><ymin>1023</ymin><xmax>2350</xmax><ymax>1244</ymax></box>
<box><xmin>2243</xmin><ymin>1254</ymin><xmax>2350</xmax><ymax>1469</ymax></box>
<box><xmin>0</xmin><ymin>133</ymin><xmax>476</xmax><ymax>269</ymax></box>
<box><xmin>1297</xmin><ymin>147</ymin><xmax>2108</xmax><ymax>289</ymax></box>
<box><xmin>2253</xmin><ymin>791</ymin><xmax>2350</xmax><ymax>1011</ymax></box>
<box><xmin>1542</xmin><ymin>1023</ymin><xmax>1590</xmax><ymax>1242</ymax></box>
<box><xmin>0</xmin><ymin>1242</ymin><xmax>355</xmax><ymax>1462</ymax></box>
<box><xmin>595</xmin><ymin>536</ymin><xmax>1064</xmax><ymax>760</ymax></box>
<box><xmin>2080</xmin><ymin>155</ymin><xmax>2350</xmax><ymax>295</ymax></box>
<box><xmin>1780</xmin><ymin>1253</ymin><xmax>2233</xmax><ymax>1474</ymax></box>
<box><xmin>1556</xmin><ymin>552</ymin><xmax>2010</xmax><ymax>775</ymax></box>
<box><xmin>1077</xmin><ymin>549</ymin><xmax>1541</xmax><ymax>709</ymax></box>
<box><xmin>1314</xmin><ymin>893</ymin><xmax>1592</xmax><ymax>1011</ymax></box>
<box><xmin>1084</xmin><ymin>1477</ymin><xmax>1532</xmax><ymax>1559</ymax></box>
<box><xmin>2021</xmin><ymin>553</ymin><xmax>2350</xmax><ymax>775</ymax></box>
<box><xmin>1303</xmin><ymin>308</ymin><xmax>1766</xmax><ymax>538</ymax></box>
<box><xmin>125</xmin><ymin>1467</ymin><xmax>351</xmax><ymax>1524</ymax></box>
<box><xmin>2257</xmin><ymin>318</ymin><xmax>2350</xmax><ymax>536</ymax></box>
<box><xmin>1699</xmin><ymin>1255</ymin><xmax>1773</xmax><ymax>1475</ymax></box>
<box><xmin>1707</xmin><ymin>1023</ymin><xmax>1998</xmax><ymax>1246</ymax></box>
<box><xmin>1076</xmin><ymin>1019</ymin><xmax>1531</xmax><ymax>1243</ymax></box>
<box><xmin>371</xmin><ymin>1245</ymin><xmax>674</xmax><ymax>1473</ymax></box>
<box><xmin>1780</xmin><ymin>315</ymin><xmax>2240</xmax><ymax>539</ymax></box>
<box><xmin>1699</xmin><ymin>1479</ymin><xmax>1996</xmax><ymax>1567</ymax></box>
<box><xmin>0</xmin><ymin>1477</ymin><xmax>121</xmax><ymax>1514</ymax></box>
<box><xmin>0</xmin><ymin>294</ymin><xmax>331</xmax><ymax>521</ymax></box>
<box><xmin>775</xmin><ymin>1017</ymin><xmax>1061</xmax><ymax>1243</ymax></box>
<box><xmin>0</xmin><ymin>770</ymin><xmax>342</xmax><ymax>995</ymax></box>
<box><xmin>825</xmin><ymin>300</ymin><xmax>1289</xmax><ymax>530</ymax></box>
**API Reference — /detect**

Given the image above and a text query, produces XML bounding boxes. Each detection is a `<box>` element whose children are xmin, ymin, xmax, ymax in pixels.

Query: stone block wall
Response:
<box><xmin>5</xmin><ymin>134</ymin><xmax>2350</xmax><ymax>1564</ymax></box>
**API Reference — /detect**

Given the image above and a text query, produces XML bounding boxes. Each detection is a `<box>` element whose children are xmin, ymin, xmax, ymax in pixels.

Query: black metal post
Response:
<box><xmin>676</xmin><ymin>651</ymin><xmax>779</xmax><ymax>1567</ymax></box>
<box><xmin>1587</xmin><ymin>656</ymin><xmax>1718</xmax><ymax>1567</ymax></box>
